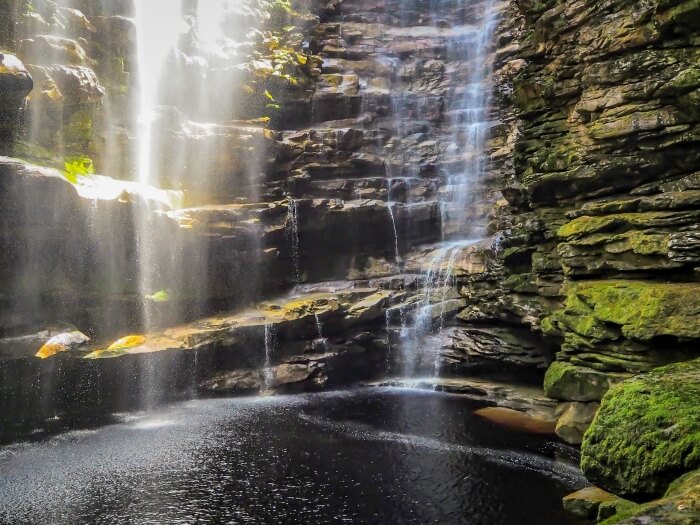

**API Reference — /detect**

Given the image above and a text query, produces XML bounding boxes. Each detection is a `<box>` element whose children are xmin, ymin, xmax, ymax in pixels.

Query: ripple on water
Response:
<box><xmin>0</xmin><ymin>388</ymin><xmax>590</xmax><ymax>525</ymax></box>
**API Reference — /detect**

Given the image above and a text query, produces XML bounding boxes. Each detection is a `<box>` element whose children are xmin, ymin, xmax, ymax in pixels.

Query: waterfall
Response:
<box><xmin>287</xmin><ymin>198</ymin><xmax>301</xmax><ymax>283</ymax></box>
<box><xmin>442</xmin><ymin>0</ymin><xmax>499</xmax><ymax>238</ymax></box>
<box><xmin>134</xmin><ymin>1</ymin><xmax>186</xmax><ymax>330</ymax></box>
<box><xmin>392</xmin><ymin>0</ymin><xmax>499</xmax><ymax>378</ymax></box>
<box><xmin>385</xmin><ymin>179</ymin><xmax>401</xmax><ymax>263</ymax></box>
<box><xmin>262</xmin><ymin>323</ymin><xmax>276</xmax><ymax>391</ymax></box>
<box><xmin>314</xmin><ymin>312</ymin><xmax>328</xmax><ymax>351</ymax></box>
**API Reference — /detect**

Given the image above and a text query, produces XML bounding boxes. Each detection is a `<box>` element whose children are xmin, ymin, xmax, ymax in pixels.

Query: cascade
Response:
<box><xmin>133</xmin><ymin>0</ymin><xmax>186</xmax><ymax>330</ymax></box>
<box><xmin>388</xmin><ymin>0</ymin><xmax>499</xmax><ymax>377</ymax></box>
<box><xmin>441</xmin><ymin>0</ymin><xmax>499</xmax><ymax>238</ymax></box>
<box><xmin>262</xmin><ymin>323</ymin><xmax>276</xmax><ymax>390</ymax></box>
<box><xmin>314</xmin><ymin>312</ymin><xmax>325</xmax><ymax>342</ymax></box>
<box><xmin>286</xmin><ymin>198</ymin><xmax>301</xmax><ymax>283</ymax></box>
<box><xmin>385</xmin><ymin>179</ymin><xmax>401</xmax><ymax>263</ymax></box>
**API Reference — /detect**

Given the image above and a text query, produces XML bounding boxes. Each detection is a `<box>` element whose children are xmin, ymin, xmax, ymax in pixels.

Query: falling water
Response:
<box><xmin>386</xmin><ymin>179</ymin><xmax>401</xmax><ymax>263</ymax></box>
<box><xmin>314</xmin><ymin>312</ymin><xmax>328</xmax><ymax>350</ymax></box>
<box><xmin>133</xmin><ymin>1</ymin><xmax>186</xmax><ymax>330</ymax></box>
<box><xmin>397</xmin><ymin>240</ymin><xmax>472</xmax><ymax>377</ymax></box>
<box><xmin>394</xmin><ymin>0</ymin><xmax>499</xmax><ymax>377</ymax></box>
<box><xmin>441</xmin><ymin>0</ymin><xmax>499</xmax><ymax>238</ymax></box>
<box><xmin>287</xmin><ymin>198</ymin><xmax>301</xmax><ymax>283</ymax></box>
<box><xmin>263</xmin><ymin>323</ymin><xmax>276</xmax><ymax>391</ymax></box>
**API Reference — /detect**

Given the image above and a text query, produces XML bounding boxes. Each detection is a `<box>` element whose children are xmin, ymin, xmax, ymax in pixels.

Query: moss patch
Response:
<box><xmin>581</xmin><ymin>359</ymin><xmax>700</xmax><ymax>499</ymax></box>
<box><xmin>600</xmin><ymin>469</ymin><xmax>700</xmax><ymax>524</ymax></box>
<box><xmin>544</xmin><ymin>361</ymin><xmax>627</xmax><ymax>401</ymax></box>
<box><xmin>546</xmin><ymin>280</ymin><xmax>700</xmax><ymax>342</ymax></box>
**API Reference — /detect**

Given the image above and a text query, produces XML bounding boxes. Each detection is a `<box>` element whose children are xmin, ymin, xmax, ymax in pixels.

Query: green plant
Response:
<box><xmin>63</xmin><ymin>156</ymin><xmax>94</xmax><ymax>183</ymax></box>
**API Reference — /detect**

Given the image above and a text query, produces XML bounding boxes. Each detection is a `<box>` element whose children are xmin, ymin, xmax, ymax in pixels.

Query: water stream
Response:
<box><xmin>263</xmin><ymin>323</ymin><xmax>276</xmax><ymax>391</ymax></box>
<box><xmin>383</xmin><ymin>0</ymin><xmax>498</xmax><ymax>377</ymax></box>
<box><xmin>286</xmin><ymin>198</ymin><xmax>301</xmax><ymax>283</ymax></box>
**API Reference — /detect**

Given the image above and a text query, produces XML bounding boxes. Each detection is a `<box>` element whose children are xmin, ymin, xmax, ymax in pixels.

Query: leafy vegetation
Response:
<box><xmin>63</xmin><ymin>155</ymin><xmax>94</xmax><ymax>183</ymax></box>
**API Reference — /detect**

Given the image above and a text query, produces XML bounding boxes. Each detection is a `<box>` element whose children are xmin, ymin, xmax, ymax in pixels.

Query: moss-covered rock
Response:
<box><xmin>544</xmin><ymin>361</ymin><xmax>627</xmax><ymax>401</ymax></box>
<box><xmin>581</xmin><ymin>359</ymin><xmax>700</xmax><ymax>499</ymax></box>
<box><xmin>600</xmin><ymin>469</ymin><xmax>700</xmax><ymax>524</ymax></box>
<box><xmin>563</xmin><ymin>281</ymin><xmax>700</xmax><ymax>341</ymax></box>
<box><xmin>562</xmin><ymin>486</ymin><xmax>626</xmax><ymax>519</ymax></box>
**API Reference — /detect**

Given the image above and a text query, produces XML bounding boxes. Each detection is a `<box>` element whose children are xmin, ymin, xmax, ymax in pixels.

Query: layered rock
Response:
<box><xmin>464</xmin><ymin>0</ymin><xmax>700</xmax><ymax>418</ymax></box>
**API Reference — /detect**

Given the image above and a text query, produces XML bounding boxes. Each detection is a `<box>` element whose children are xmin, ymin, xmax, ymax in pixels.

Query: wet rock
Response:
<box><xmin>563</xmin><ymin>486</ymin><xmax>621</xmax><ymax>520</ymax></box>
<box><xmin>0</xmin><ymin>325</ymin><xmax>78</xmax><ymax>360</ymax></box>
<box><xmin>444</xmin><ymin>325</ymin><xmax>553</xmax><ymax>373</ymax></box>
<box><xmin>21</xmin><ymin>35</ymin><xmax>91</xmax><ymax>66</ymax></box>
<box><xmin>474</xmin><ymin>406</ymin><xmax>556</xmax><ymax>435</ymax></box>
<box><xmin>36</xmin><ymin>330</ymin><xmax>90</xmax><ymax>359</ymax></box>
<box><xmin>203</xmin><ymin>369</ymin><xmax>263</xmax><ymax>393</ymax></box>
<box><xmin>0</xmin><ymin>53</ymin><xmax>33</xmax><ymax>135</ymax></box>
<box><xmin>378</xmin><ymin>377</ymin><xmax>559</xmax><ymax>421</ymax></box>
<box><xmin>555</xmin><ymin>401</ymin><xmax>599</xmax><ymax>445</ymax></box>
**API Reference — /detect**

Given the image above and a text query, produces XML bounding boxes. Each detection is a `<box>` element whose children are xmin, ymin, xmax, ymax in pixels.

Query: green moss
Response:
<box><xmin>547</xmin><ymin>280</ymin><xmax>700</xmax><ymax>342</ymax></box>
<box><xmin>63</xmin><ymin>156</ymin><xmax>94</xmax><ymax>183</ymax></box>
<box><xmin>544</xmin><ymin>361</ymin><xmax>625</xmax><ymax>401</ymax></box>
<box><xmin>581</xmin><ymin>359</ymin><xmax>700</xmax><ymax>499</ymax></box>
<box><xmin>558</xmin><ymin>212</ymin><xmax>685</xmax><ymax>239</ymax></box>
<box><xmin>599</xmin><ymin>469</ymin><xmax>699</xmax><ymax>524</ymax></box>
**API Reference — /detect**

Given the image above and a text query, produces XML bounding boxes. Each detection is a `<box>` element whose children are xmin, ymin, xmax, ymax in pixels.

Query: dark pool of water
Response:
<box><xmin>0</xmin><ymin>388</ymin><xmax>589</xmax><ymax>525</ymax></box>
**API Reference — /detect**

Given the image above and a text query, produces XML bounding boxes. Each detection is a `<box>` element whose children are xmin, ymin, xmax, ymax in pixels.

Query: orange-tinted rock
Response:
<box><xmin>474</xmin><ymin>406</ymin><xmax>557</xmax><ymax>435</ymax></box>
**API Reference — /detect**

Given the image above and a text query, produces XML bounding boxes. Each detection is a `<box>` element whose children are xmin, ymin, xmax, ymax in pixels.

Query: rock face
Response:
<box><xmin>0</xmin><ymin>53</ymin><xmax>32</xmax><ymax>137</ymax></box>
<box><xmin>581</xmin><ymin>359</ymin><xmax>700</xmax><ymax>499</ymax></box>
<box><xmin>0</xmin><ymin>3</ymin><xmax>698</xmax><ymax>513</ymax></box>
<box><xmin>464</xmin><ymin>0</ymin><xmax>700</xmax><ymax>418</ymax></box>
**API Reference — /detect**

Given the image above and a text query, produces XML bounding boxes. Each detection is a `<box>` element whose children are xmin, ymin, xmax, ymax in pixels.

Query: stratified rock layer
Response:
<box><xmin>467</xmin><ymin>0</ymin><xmax>700</xmax><ymax>409</ymax></box>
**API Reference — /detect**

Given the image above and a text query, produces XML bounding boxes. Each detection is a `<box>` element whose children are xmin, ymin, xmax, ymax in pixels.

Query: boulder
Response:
<box><xmin>544</xmin><ymin>362</ymin><xmax>628</xmax><ymax>402</ymax></box>
<box><xmin>600</xmin><ymin>470</ymin><xmax>700</xmax><ymax>524</ymax></box>
<box><xmin>581</xmin><ymin>359</ymin><xmax>700</xmax><ymax>499</ymax></box>
<box><xmin>562</xmin><ymin>486</ymin><xmax>622</xmax><ymax>520</ymax></box>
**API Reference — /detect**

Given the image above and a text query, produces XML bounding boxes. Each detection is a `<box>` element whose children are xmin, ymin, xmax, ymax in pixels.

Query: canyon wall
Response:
<box><xmin>473</xmin><ymin>0</ymin><xmax>700</xmax><ymax>509</ymax></box>
<box><xmin>0</xmin><ymin>0</ymin><xmax>699</xmax><ymax>516</ymax></box>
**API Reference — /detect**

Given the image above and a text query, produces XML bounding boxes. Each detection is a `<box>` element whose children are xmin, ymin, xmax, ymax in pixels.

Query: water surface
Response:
<box><xmin>0</xmin><ymin>388</ymin><xmax>588</xmax><ymax>524</ymax></box>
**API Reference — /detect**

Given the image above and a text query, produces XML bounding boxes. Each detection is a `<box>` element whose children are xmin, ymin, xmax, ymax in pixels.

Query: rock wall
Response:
<box><xmin>464</xmin><ymin>0</ymin><xmax>700</xmax><ymax>509</ymax></box>
<box><xmin>467</xmin><ymin>0</ymin><xmax>700</xmax><ymax>406</ymax></box>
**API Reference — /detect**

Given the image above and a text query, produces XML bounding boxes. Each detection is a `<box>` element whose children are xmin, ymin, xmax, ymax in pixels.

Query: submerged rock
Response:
<box><xmin>474</xmin><ymin>406</ymin><xmax>556</xmax><ymax>435</ymax></box>
<box><xmin>581</xmin><ymin>359</ymin><xmax>700</xmax><ymax>499</ymax></box>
